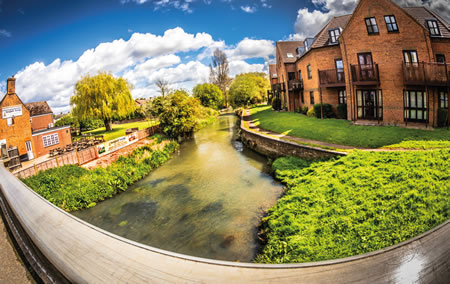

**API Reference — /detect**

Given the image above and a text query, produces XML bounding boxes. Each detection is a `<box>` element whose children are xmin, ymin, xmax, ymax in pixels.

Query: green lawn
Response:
<box><xmin>84</xmin><ymin>120</ymin><xmax>158</xmax><ymax>141</ymax></box>
<box><xmin>256</xmin><ymin>151</ymin><xmax>450</xmax><ymax>263</ymax></box>
<box><xmin>250</xmin><ymin>106</ymin><xmax>450</xmax><ymax>148</ymax></box>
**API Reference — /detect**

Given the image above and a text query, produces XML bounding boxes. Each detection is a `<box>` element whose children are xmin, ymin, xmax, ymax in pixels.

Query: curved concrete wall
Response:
<box><xmin>0</xmin><ymin>164</ymin><xmax>449</xmax><ymax>283</ymax></box>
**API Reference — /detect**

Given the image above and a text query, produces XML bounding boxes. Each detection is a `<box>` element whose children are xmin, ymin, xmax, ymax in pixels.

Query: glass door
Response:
<box><xmin>358</xmin><ymin>53</ymin><xmax>373</xmax><ymax>80</ymax></box>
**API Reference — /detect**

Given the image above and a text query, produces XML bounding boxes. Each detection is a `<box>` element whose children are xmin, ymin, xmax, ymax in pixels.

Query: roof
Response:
<box><xmin>32</xmin><ymin>125</ymin><xmax>70</xmax><ymax>136</ymax></box>
<box><xmin>403</xmin><ymin>7</ymin><xmax>450</xmax><ymax>39</ymax></box>
<box><xmin>276</xmin><ymin>41</ymin><xmax>304</xmax><ymax>63</ymax></box>
<box><xmin>25</xmin><ymin>101</ymin><xmax>53</xmax><ymax>117</ymax></box>
<box><xmin>135</xmin><ymin>99</ymin><xmax>149</xmax><ymax>106</ymax></box>
<box><xmin>311</xmin><ymin>15</ymin><xmax>352</xmax><ymax>48</ymax></box>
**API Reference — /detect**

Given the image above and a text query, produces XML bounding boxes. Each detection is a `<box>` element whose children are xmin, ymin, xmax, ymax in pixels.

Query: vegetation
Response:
<box><xmin>22</xmin><ymin>139</ymin><xmax>179</xmax><ymax>211</ymax></box>
<box><xmin>84</xmin><ymin>120</ymin><xmax>158</xmax><ymax>141</ymax></box>
<box><xmin>55</xmin><ymin>113</ymin><xmax>104</xmax><ymax>130</ymax></box>
<box><xmin>155</xmin><ymin>78</ymin><xmax>171</xmax><ymax>98</ymax></box>
<box><xmin>229</xmin><ymin>73</ymin><xmax>270</xmax><ymax>107</ymax></box>
<box><xmin>209</xmin><ymin>49</ymin><xmax>231</xmax><ymax>106</ymax></box>
<box><xmin>250</xmin><ymin>106</ymin><xmax>450</xmax><ymax>148</ymax></box>
<box><xmin>147</xmin><ymin>89</ymin><xmax>217</xmax><ymax>139</ymax></box>
<box><xmin>383</xmin><ymin>140</ymin><xmax>450</xmax><ymax>150</ymax></box>
<box><xmin>313</xmin><ymin>103</ymin><xmax>334</xmax><ymax>119</ymax></box>
<box><xmin>437</xmin><ymin>109</ymin><xmax>448</xmax><ymax>128</ymax></box>
<box><xmin>71</xmin><ymin>72</ymin><xmax>136</xmax><ymax>131</ymax></box>
<box><xmin>193</xmin><ymin>83</ymin><xmax>224</xmax><ymax>110</ymax></box>
<box><xmin>256</xmin><ymin>150</ymin><xmax>449</xmax><ymax>263</ymax></box>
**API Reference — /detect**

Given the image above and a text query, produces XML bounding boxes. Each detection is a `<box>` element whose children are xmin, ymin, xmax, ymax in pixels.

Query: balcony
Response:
<box><xmin>351</xmin><ymin>64</ymin><xmax>380</xmax><ymax>85</ymax></box>
<box><xmin>272</xmin><ymin>83</ymin><xmax>284</xmax><ymax>93</ymax></box>
<box><xmin>288</xmin><ymin>79</ymin><xmax>303</xmax><ymax>91</ymax></box>
<box><xmin>403</xmin><ymin>62</ymin><xmax>450</xmax><ymax>86</ymax></box>
<box><xmin>319</xmin><ymin>69</ymin><xmax>345</xmax><ymax>87</ymax></box>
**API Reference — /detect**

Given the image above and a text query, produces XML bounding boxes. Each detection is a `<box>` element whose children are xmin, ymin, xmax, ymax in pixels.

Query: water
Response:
<box><xmin>73</xmin><ymin>115</ymin><xmax>283</xmax><ymax>262</ymax></box>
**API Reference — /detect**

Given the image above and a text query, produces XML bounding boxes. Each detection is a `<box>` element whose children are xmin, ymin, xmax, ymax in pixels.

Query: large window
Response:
<box><xmin>310</xmin><ymin>91</ymin><xmax>315</xmax><ymax>105</ymax></box>
<box><xmin>339</xmin><ymin>90</ymin><xmax>347</xmax><ymax>104</ymax></box>
<box><xmin>404</xmin><ymin>90</ymin><xmax>427</xmax><ymax>122</ymax></box>
<box><xmin>42</xmin><ymin>133</ymin><xmax>60</xmax><ymax>148</ymax></box>
<box><xmin>335</xmin><ymin>59</ymin><xmax>344</xmax><ymax>82</ymax></box>
<box><xmin>365</xmin><ymin>17</ymin><xmax>379</xmax><ymax>35</ymax></box>
<box><xmin>384</xmin><ymin>15</ymin><xmax>399</xmax><ymax>32</ymax></box>
<box><xmin>439</xmin><ymin>91</ymin><xmax>448</xmax><ymax>109</ymax></box>
<box><xmin>307</xmin><ymin>64</ymin><xmax>312</xmax><ymax>79</ymax></box>
<box><xmin>356</xmin><ymin>90</ymin><xmax>383</xmax><ymax>120</ymax></box>
<box><xmin>426</xmin><ymin>20</ymin><xmax>440</xmax><ymax>36</ymax></box>
<box><xmin>329</xmin><ymin>28</ymin><xmax>340</xmax><ymax>44</ymax></box>
<box><xmin>403</xmin><ymin>50</ymin><xmax>419</xmax><ymax>64</ymax></box>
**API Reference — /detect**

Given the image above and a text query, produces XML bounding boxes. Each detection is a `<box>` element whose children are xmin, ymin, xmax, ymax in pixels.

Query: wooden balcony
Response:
<box><xmin>351</xmin><ymin>64</ymin><xmax>380</xmax><ymax>85</ymax></box>
<box><xmin>288</xmin><ymin>79</ymin><xmax>303</xmax><ymax>91</ymax></box>
<box><xmin>319</xmin><ymin>69</ymin><xmax>345</xmax><ymax>87</ymax></box>
<box><xmin>403</xmin><ymin>62</ymin><xmax>450</xmax><ymax>86</ymax></box>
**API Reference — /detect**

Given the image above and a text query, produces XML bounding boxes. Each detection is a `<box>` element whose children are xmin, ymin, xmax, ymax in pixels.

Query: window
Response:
<box><xmin>307</xmin><ymin>64</ymin><xmax>312</xmax><ymax>79</ymax></box>
<box><xmin>436</xmin><ymin>54</ymin><xmax>446</xmax><ymax>64</ymax></box>
<box><xmin>439</xmin><ymin>91</ymin><xmax>448</xmax><ymax>109</ymax></box>
<box><xmin>42</xmin><ymin>133</ymin><xmax>60</xmax><ymax>148</ymax></box>
<box><xmin>357</xmin><ymin>89</ymin><xmax>383</xmax><ymax>120</ymax></box>
<box><xmin>288</xmin><ymin>72</ymin><xmax>296</xmax><ymax>80</ymax></box>
<box><xmin>298</xmin><ymin>70</ymin><xmax>302</xmax><ymax>82</ymax></box>
<box><xmin>404</xmin><ymin>90</ymin><xmax>427</xmax><ymax>122</ymax></box>
<box><xmin>384</xmin><ymin>15</ymin><xmax>399</xmax><ymax>32</ymax></box>
<box><xmin>7</xmin><ymin>117</ymin><xmax>14</xmax><ymax>126</ymax></box>
<box><xmin>329</xmin><ymin>28</ymin><xmax>340</xmax><ymax>44</ymax></box>
<box><xmin>310</xmin><ymin>91</ymin><xmax>315</xmax><ymax>104</ymax></box>
<box><xmin>403</xmin><ymin>50</ymin><xmax>419</xmax><ymax>64</ymax></box>
<box><xmin>335</xmin><ymin>59</ymin><xmax>344</xmax><ymax>82</ymax></box>
<box><xmin>426</xmin><ymin>20</ymin><xmax>440</xmax><ymax>36</ymax></box>
<box><xmin>287</xmin><ymin>53</ymin><xmax>294</xmax><ymax>58</ymax></box>
<box><xmin>339</xmin><ymin>90</ymin><xmax>347</xmax><ymax>104</ymax></box>
<box><xmin>365</xmin><ymin>17</ymin><xmax>379</xmax><ymax>35</ymax></box>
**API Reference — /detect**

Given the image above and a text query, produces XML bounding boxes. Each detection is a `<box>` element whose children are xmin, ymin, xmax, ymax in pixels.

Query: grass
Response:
<box><xmin>256</xmin><ymin>151</ymin><xmax>450</xmax><ymax>263</ymax></box>
<box><xmin>250</xmin><ymin>106</ymin><xmax>450</xmax><ymax>148</ymax></box>
<box><xmin>83</xmin><ymin>120</ymin><xmax>158</xmax><ymax>141</ymax></box>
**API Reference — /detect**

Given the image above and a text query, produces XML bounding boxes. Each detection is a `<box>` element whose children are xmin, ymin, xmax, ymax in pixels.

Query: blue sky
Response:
<box><xmin>0</xmin><ymin>0</ymin><xmax>448</xmax><ymax>113</ymax></box>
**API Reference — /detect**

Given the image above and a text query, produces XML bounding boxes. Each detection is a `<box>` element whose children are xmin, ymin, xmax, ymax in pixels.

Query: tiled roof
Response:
<box><xmin>24</xmin><ymin>101</ymin><xmax>53</xmax><ymax>117</ymax></box>
<box><xmin>311</xmin><ymin>15</ymin><xmax>352</xmax><ymax>49</ymax></box>
<box><xmin>277</xmin><ymin>41</ymin><xmax>304</xmax><ymax>63</ymax></box>
<box><xmin>403</xmin><ymin>7</ymin><xmax>450</xmax><ymax>39</ymax></box>
<box><xmin>135</xmin><ymin>99</ymin><xmax>148</xmax><ymax>106</ymax></box>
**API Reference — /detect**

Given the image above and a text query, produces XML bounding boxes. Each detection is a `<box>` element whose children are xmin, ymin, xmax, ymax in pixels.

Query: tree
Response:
<box><xmin>155</xmin><ymin>78</ymin><xmax>171</xmax><ymax>98</ymax></box>
<box><xmin>228</xmin><ymin>73</ymin><xmax>270</xmax><ymax>108</ymax></box>
<box><xmin>209</xmin><ymin>49</ymin><xmax>231</xmax><ymax>107</ymax></box>
<box><xmin>192</xmin><ymin>83</ymin><xmax>223</xmax><ymax>110</ymax></box>
<box><xmin>71</xmin><ymin>72</ymin><xmax>135</xmax><ymax>131</ymax></box>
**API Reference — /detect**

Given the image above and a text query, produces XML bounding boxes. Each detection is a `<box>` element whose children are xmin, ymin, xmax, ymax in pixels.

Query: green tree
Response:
<box><xmin>192</xmin><ymin>83</ymin><xmax>223</xmax><ymax>110</ymax></box>
<box><xmin>229</xmin><ymin>73</ymin><xmax>270</xmax><ymax>107</ymax></box>
<box><xmin>71</xmin><ymin>72</ymin><xmax>135</xmax><ymax>131</ymax></box>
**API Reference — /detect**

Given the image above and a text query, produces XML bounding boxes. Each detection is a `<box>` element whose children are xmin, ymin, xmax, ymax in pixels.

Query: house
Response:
<box><xmin>0</xmin><ymin>77</ymin><xmax>72</xmax><ymax>161</ymax></box>
<box><xmin>272</xmin><ymin>0</ymin><xmax>449</xmax><ymax>127</ymax></box>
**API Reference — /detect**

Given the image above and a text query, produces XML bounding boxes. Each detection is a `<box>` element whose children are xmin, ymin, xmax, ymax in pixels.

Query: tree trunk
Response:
<box><xmin>104</xmin><ymin>119</ymin><xmax>112</xmax><ymax>131</ymax></box>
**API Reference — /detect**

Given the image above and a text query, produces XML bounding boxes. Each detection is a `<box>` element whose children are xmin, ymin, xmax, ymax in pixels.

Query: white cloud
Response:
<box><xmin>0</xmin><ymin>29</ymin><xmax>11</xmax><ymax>37</ymax></box>
<box><xmin>14</xmin><ymin>27</ymin><xmax>271</xmax><ymax>113</ymax></box>
<box><xmin>240</xmin><ymin>6</ymin><xmax>256</xmax><ymax>13</ymax></box>
<box><xmin>0</xmin><ymin>81</ymin><xmax>5</xmax><ymax>94</ymax></box>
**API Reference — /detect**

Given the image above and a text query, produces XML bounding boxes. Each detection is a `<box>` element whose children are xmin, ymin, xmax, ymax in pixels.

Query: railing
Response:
<box><xmin>403</xmin><ymin>62</ymin><xmax>450</xmax><ymax>86</ymax></box>
<box><xmin>351</xmin><ymin>64</ymin><xmax>380</xmax><ymax>85</ymax></box>
<box><xmin>288</xmin><ymin>79</ymin><xmax>303</xmax><ymax>91</ymax></box>
<box><xmin>319</xmin><ymin>69</ymin><xmax>345</xmax><ymax>87</ymax></box>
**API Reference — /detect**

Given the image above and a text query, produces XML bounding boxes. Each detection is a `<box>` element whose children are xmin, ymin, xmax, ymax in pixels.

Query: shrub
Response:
<box><xmin>300</xmin><ymin>106</ymin><xmax>308</xmax><ymax>115</ymax></box>
<box><xmin>272</xmin><ymin>97</ymin><xmax>282</xmax><ymax>111</ymax></box>
<box><xmin>313</xmin><ymin>103</ymin><xmax>335</xmax><ymax>119</ymax></box>
<box><xmin>437</xmin><ymin>109</ymin><xmax>448</xmax><ymax>128</ymax></box>
<box><xmin>337</xmin><ymin>104</ymin><xmax>347</xmax><ymax>119</ymax></box>
<box><xmin>306</xmin><ymin>107</ymin><xmax>315</xmax><ymax>118</ymax></box>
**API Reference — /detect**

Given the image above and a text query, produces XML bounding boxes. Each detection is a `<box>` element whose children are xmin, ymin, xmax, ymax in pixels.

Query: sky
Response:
<box><xmin>0</xmin><ymin>0</ymin><xmax>449</xmax><ymax>113</ymax></box>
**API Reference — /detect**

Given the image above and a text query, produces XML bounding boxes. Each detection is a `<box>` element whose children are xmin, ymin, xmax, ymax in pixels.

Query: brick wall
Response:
<box><xmin>31</xmin><ymin>114</ymin><xmax>54</xmax><ymax>131</ymax></box>
<box><xmin>32</xmin><ymin>127</ymin><xmax>72</xmax><ymax>157</ymax></box>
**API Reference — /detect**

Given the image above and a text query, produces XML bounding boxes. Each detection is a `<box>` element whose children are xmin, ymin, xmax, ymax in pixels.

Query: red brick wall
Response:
<box><xmin>431</xmin><ymin>40</ymin><xmax>450</xmax><ymax>61</ymax></box>
<box><xmin>340</xmin><ymin>0</ymin><xmax>435</xmax><ymax>125</ymax></box>
<box><xmin>31</xmin><ymin>114</ymin><xmax>53</xmax><ymax>131</ymax></box>
<box><xmin>0</xmin><ymin>94</ymin><xmax>33</xmax><ymax>157</ymax></box>
<box><xmin>32</xmin><ymin>127</ymin><xmax>72</xmax><ymax>157</ymax></box>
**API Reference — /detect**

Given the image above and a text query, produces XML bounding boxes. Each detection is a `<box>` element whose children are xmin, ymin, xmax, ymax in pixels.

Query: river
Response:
<box><xmin>73</xmin><ymin>115</ymin><xmax>283</xmax><ymax>262</ymax></box>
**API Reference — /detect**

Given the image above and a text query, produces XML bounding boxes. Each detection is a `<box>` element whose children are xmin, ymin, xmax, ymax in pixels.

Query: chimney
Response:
<box><xmin>7</xmin><ymin>76</ymin><xmax>16</xmax><ymax>95</ymax></box>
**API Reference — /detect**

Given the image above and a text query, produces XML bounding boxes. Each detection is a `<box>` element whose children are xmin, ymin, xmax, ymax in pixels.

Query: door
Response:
<box><xmin>335</xmin><ymin>59</ymin><xmax>344</xmax><ymax>82</ymax></box>
<box><xmin>358</xmin><ymin>53</ymin><xmax>373</xmax><ymax>80</ymax></box>
<box><xmin>363</xmin><ymin>90</ymin><xmax>376</xmax><ymax>120</ymax></box>
<box><xmin>25</xmin><ymin>141</ymin><xmax>34</xmax><ymax>160</ymax></box>
<box><xmin>403</xmin><ymin>50</ymin><xmax>420</xmax><ymax>81</ymax></box>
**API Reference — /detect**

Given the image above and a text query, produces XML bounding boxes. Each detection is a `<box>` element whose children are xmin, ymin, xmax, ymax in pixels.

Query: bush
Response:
<box><xmin>272</xmin><ymin>97</ymin><xmax>282</xmax><ymax>111</ymax></box>
<box><xmin>306</xmin><ymin>107</ymin><xmax>315</xmax><ymax>118</ymax></box>
<box><xmin>337</xmin><ymin>104</ymin><xmax>347</xmax><ymax>119</ymax></box>
<box><xmin>313</xmin><ymin>103</ymin><xmax>335</xmax><ymax>119</ymax></box>
<box><xmin>437</xmin><ymin>109</ymin><xmax>448</xmax><ymax>127</ymax></box>
<box><xmin>193</xmin><ymin>83</ymin><xmax>224</xmax><ymax>110</ymax></box>
<box><xmin>300</xmin><ymin>106</ymin><xmax>308</xmax><ymax>115</ymax></box>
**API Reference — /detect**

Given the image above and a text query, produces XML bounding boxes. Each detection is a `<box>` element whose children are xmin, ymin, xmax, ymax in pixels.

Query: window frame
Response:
<box><xmin>384</xmin><ymin>15</ymin><xmax>399</xmax><ymax>32</ymax></box>
<box><xmin>338</xmin><ymin>89</ymin><xmax>347</xmax><ymax>104</ymax></box>
<box><xmin>426</xmin><ymin>20</ymin><xmax>440</xmax><ymax>36</ymax></box>
<box><xmin>307</xmin><ymin>64</ymin><xmax>312</xmax><ymax>79</ymax></box>
<box><xmin>403</xmin><ymin>50</ymin><xmax>419</xmax><ymax>64</ymax></box>
<box><xmin>356</xmin><ymin>89</ymin><xmax>383</xmax><ymax>120</ymax></box>
<box><xmin>310</xmin><ymin>91</ymin><xmax>315</xmax><ymax>105</ymax></box>
<box><xmin>365</xmin><ymin>17</ymin><xmax>379</xmax><ymax>35</ymax></box>
<box><xmin>328</xmin><ymin>28</ymin><xmax>340</xmax><ymax>44</ymax></box>
<box><xmin>404</xmin><ymin>90</ymin><xmax>427</xmax><ymax>122</ymax></box>
<box><xmin>439</xmin><ymin>91</ymin><xmax>448</xmax><ymax>109</ymax></box>
<box><xmin>42</xmin><ymin>133</ymin><xmax>60</xmax><ymax>148</ymax></box>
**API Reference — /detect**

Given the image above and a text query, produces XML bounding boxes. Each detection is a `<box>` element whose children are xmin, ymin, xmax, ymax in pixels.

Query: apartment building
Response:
<box><xmin>272</xmin><ymin>0</ymin><xmax>449</xmax><ymax>127</ymax></box>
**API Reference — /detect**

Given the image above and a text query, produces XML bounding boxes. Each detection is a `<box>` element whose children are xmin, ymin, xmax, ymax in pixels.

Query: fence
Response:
<box><xmin>14</xmin><ymin>125</ymin><xmax>160</xmax><ymax>179</ymax></box>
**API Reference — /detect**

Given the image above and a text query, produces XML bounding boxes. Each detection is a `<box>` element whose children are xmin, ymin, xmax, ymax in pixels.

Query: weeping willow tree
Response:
<box><xmin>71</xmin><ymin>72</ymin><xmax>135</xmax><ymax>131</ymax></box>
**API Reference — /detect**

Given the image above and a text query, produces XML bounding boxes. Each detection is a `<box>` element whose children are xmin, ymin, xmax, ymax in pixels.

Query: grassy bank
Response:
<box><xmin>250</xmin><ymin>106</ymin><xmax>450</xmax><ymax>148</ymax></box>
<box><xmin>256</xmin><ymin>150</ymin><xmax>449</xmax><ymax>263</ymax></box>
<box><xmin>22</xmin><ymin>138</ymin><xmax>178</xmax><ymax>211</ymax></box>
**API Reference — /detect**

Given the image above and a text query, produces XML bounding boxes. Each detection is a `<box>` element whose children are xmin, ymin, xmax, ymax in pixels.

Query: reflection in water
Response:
<box><xmin>73</xmin><ymin>115</ymin><xmax>283</xmax><ymax>262</ymax></box>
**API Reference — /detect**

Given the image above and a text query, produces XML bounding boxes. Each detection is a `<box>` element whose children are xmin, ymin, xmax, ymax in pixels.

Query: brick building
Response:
<box><xmin>272</xmin><ymin>0</ymin><xmax>449</xmax><ymax>127</ymax></box>
<box><xmin>0</xmin><ymin>77</ymin><xmax>72</xmax><ymax>160</ymax></box>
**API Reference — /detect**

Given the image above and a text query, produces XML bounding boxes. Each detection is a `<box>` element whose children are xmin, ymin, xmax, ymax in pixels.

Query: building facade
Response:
<box><xmin>272</xmin><ymin>0</ymin><xmax>449</xmax><ymax>127</ymax></box>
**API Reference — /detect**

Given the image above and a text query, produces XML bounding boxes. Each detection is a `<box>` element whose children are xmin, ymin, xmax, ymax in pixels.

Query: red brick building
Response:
<box><xmin>0</xmin><ymin>77</ymin><xmax>72</xmax><ymax>160</ymax></box>
<box><xmin>272</xmin><ymin>0</ymin><xmax>449</xmax><ymax>127</ymax></box>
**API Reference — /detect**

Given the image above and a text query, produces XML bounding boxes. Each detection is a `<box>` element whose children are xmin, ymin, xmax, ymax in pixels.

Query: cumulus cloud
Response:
<box><xmin>241</xmin><ymin>6</ymin><xmax>256</xmax><ymax>13</ymax></box>
<box><xmin>14</xmin><ymin>27</ymin><xmax>273</xmax><ymax>113</ymax></box>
